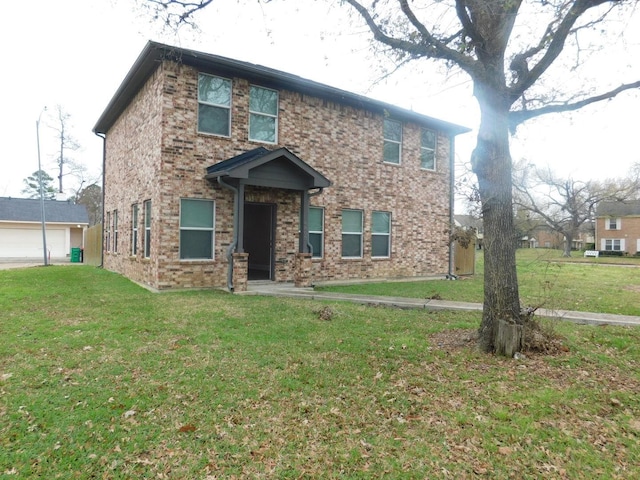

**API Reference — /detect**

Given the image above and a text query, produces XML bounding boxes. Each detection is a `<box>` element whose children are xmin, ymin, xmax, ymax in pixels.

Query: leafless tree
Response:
<box><xmin>50</xmin><ymin>105</ymin><xmax>81</xmax><ymax>194</ymax></box>
<box><xmin>142</xmin><ymin>0</ymin><xmax>640</xmax><ymax>355</ymax></box>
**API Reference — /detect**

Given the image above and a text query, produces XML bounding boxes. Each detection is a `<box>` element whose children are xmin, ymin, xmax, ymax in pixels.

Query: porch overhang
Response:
<box><xmin>205</xmin><ymin>147</ymin><xmax>331</xmax><ymax>191</ymax></box>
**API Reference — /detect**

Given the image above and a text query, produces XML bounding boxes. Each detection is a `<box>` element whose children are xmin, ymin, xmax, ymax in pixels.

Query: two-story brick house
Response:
<box><xmin>595</xmin><ymin>200</ymin><xmax>640</xmax><ymax>255</ymax></box>
<box><xmin>93</xmin><ymin>42</ymin><xmax>469</xmax><ymax>291</ymax></box>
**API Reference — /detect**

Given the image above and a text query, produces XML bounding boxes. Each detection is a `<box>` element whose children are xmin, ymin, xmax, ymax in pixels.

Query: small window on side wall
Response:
<box><xmin>421</xmin><ymin>128</ymin><xmax>437</xmax><ymax>170</ymax></box>
<box><xmin>131</xmin><ymin>204</ymin><xmax>138</xmax><ymax>256</ymax></box>
<box><xmin>383</xmin><ymin>119</ymin><xmax>402</xmax><ymax>164</ymax></box>
<box><xmin>249</xmin><ymin>85</ymin><xmax>278</xmax><ymax>143</ymax></box>
<box><xmin>180</xmin><ymin>199</ymin><xmax>215</xmax><ymax>260</ymax></box>
<box><xmin>372</xmin><ymin>211</ymin><xmax>391</xmax><ymax>258</ymax></box>
<box><xmin>144</xmin><ymin>200</ymin><xmax>151</xmax><ymax>259</ymax></box>
<box><xmin>198</xmin><ymin>73</ymin><xmax>232</xmax><ymax>136</ymax></box>
<box><xmin>308</xmin><ymin>207</ymin><xmax>324</xmax><ymax>258</ymax></box>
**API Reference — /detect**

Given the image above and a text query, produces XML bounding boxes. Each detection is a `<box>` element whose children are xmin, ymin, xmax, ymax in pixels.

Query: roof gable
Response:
<box><xmin>205</xmin><ymin>147</ymin><xmax>331</xmax><ymax>191</ymax></box>
<box><xmin>94</xmin><ymin>41</ymin><xmax>470</xmax><ymax>136</ymax></box>
<box><xmin>0</xmin><ymin>197</ymin><xmax>90</xmax><ymax>224</ymax></box>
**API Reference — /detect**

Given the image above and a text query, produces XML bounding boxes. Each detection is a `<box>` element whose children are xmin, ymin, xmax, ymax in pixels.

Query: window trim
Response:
<box><xmin>341</xmin><ymin>209</ymin><xmax>364</xmax><ymax>259</ymax></box>
<box><xmin>143</xmin><ymin>200</ymin><xmax>151</xmax><ymax>259</ymax></box>
<box><xmin>371</xmin><ymin>211</ymin><xmax>391</xmax><ymax>259</ymax></box>
<box><xmin>308</xmin><ymin>206</ymin><xmax>324</xmax><ymax>259</ymax></box>
<box><xmin>420</xmin><ymin>127</ymin><xmax>437</xmax><ymax>171</ymax></box>
<box><xmin>179</xmin><ymin>198</ymin><xmax>216</xmax><ymax>260</ymax></box>
<box><xmin>197</xmin><ymin>72</ymin><xmax>232</xmax><ymax>137</ymax></box>
<box><xmin>248</xmin><ymin>84</ymin><xmax>279</xmax><ymax>144</ymax></box>
<box><xmin>383</xmin><ymin>118</ymin><xmax>402</xmax><ymax>165</ymax></box>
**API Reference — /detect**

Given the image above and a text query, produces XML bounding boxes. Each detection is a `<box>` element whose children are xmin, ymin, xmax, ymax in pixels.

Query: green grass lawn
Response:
<box><xmin>1</xmin><ymin>264</ymin><xmax>639</xmax><ymax>478</ymax></box>
<box><xmin>318</xmin><ymin>248</ymin><xmax>640</xmax><ymax>316</ymax></box>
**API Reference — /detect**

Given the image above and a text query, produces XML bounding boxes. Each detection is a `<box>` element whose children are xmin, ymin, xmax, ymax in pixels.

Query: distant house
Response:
<box><xmin>595</xmin><ymin>200</ymin><xmax>640</xmax><ymax>254</ymax></box>
<box><xmin>0</xmin><ymin>197</ymin><xmax>89</xmax><ymax>259</ymax></box>
<box><xmin>93</xmin><ymin>41</ymin><xmax>469</xmax><ymax>291</ymax></box>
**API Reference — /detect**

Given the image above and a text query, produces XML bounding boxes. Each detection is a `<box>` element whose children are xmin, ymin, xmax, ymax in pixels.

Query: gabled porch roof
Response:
<box><xmin>205</xmin><ymin>147</ymin><xmax>331</xmax><ymax>191</ymax></box>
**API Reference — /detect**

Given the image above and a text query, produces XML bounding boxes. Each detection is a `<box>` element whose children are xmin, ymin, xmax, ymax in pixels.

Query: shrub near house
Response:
<box><xmin>94</xmin><ymin>42</ymin><xmax>469</xmax><ymax>291</ymax></box>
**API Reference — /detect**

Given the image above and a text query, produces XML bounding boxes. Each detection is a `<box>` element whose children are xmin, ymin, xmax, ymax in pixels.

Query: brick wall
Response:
<box><xmin>102</xmin><ymin>60</ymin><xmax>454</xmax><ymax>290</ymax></box>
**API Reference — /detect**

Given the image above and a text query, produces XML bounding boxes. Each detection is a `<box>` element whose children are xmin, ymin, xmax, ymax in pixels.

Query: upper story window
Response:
<box><xmin>606</xmin><ymin>217</ymin><xmax>621</xmax><ymax>230</ymax></box>
<box><xmin>249</xmin><ymin>85</ymin><xmax>278</xmax><ymax>143</ymax></box>
<box><xmin>308</xmin><ymin>207</ymin><xmax>324</xmax><ymax>258</ymax></box>
<box><xmin>180</xmin><ymin>199</ymin><xmax>215</xmax><ymax>260</ymax></box>
<box><xmin>383</xmin><ymin>118</ymin><xmax>402</xmax><ymax>164</ymax></box>
<box><xmin>198</xmin><ymin>73</ymin><xmax>232</xmax><ymax>136</ymax></box>
<box><xmin>421</xmin><ymin>128</ymin><xmax>437</xmax><ymax>170</ymax></box>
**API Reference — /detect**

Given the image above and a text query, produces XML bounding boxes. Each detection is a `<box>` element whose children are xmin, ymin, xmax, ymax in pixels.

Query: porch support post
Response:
<box><xmin>237</xmin><ymin>183</ymin><xmax>246</xmax><ymax>253</ymax></box>
<box><xmin>299</xmin><ymin>189</ymin><xmax>310</xmax><ymax>253</ymax></box>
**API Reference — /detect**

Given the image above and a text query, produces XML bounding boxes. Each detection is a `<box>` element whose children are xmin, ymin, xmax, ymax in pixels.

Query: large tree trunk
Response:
<box><xmin>472</xmin><ymin>83</ymin><xmax>524</xmax><ymax>356</ymax></box>
<box><xmin>562</xmin><ymin>232</ymin><xmax>573</xmax><ymax>257</ymax></box>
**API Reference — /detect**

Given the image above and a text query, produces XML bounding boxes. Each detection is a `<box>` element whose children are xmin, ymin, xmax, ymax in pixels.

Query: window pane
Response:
<box><xmin>180</xmin><ymin>230</ymin><xmax>213</xmax><ymax>259</ymax></box>
<box><xmin>383</xmin><ymin>142</ymin><xmax>400</xmax><ymax>163</ymax></box>
<box><xmin>421</xmin><ymin>128</ymin><xmax>436</xmax><ymax>148</ymax></box>
<box><xmin>372</xmin><ymin>235</ymin><xmax>390</xmax><ymax>257</ymax></box>
<box><xmin>249</xmin><ymin>113</ymin><xmax>276</xmax><ymax>142</ymax></box>
<box><xmin>309</xmin><ymin>232</ymin><xmax>322</xmax><ymax>258</ymax></box>
<box><xmin>144</xmin><ymin>201</ymin><xmax>151</xmax><ymax>227</ymax></box>
<box><xmin>342</xmin><ymin>234</ymin><xmax>362</xmax><ymax>257</ymax></box>
<box><xmin>342</xmin><ymin>210</ymin><xmax>362</xmax><ymax>233</ymax></box>
<box><xmin>181</xmin><ymin>199</ymin><xmax>214</xmax><ymax>228</ymax></box>
<box><xmin>383</xmin><ymin>119</ymin><xmax>401</xmax><ymax>141</ymax></box>
<box><xmin>250</xmin><ymin>86</ymin><xmax>278</xmax><ymax>115</ymax></box>
<box><xmin>309</xmin><ymin>207</ymin><xmax>323</xmax><ymax>231</ymax></box>
<box><xmin>421</xmin><ymin>149</ymin><xmax>435</xmax><ymax>169</ymax></box>
<box><xmin>199</xmin><ymin>104</ymin><xmax>230</xmax><ymax>136</ymax></box>
<box><xmin>372</xmin><ymin>212</ymin><xmax>390</xmax><ymax>234</ymax></box>
<box><xmin>198</xmin><ymin>74</ymin><xmax>231</xmax><ymax>106</ymax></box>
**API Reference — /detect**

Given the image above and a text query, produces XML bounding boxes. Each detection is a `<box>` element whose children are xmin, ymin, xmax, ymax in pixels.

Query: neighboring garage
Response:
<box><xmin>0</xmin><ymin>197</ymin><xmax>89</xmax><ymax>259</ymax></box>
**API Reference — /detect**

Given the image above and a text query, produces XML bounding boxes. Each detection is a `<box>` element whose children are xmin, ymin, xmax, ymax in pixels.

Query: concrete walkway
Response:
<box><xmin>245</xmin><ymin>282</ymin><xmax>640</xmax><ymax>327</ymax></box>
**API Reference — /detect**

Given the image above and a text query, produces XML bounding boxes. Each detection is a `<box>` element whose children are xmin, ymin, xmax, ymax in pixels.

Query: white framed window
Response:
<box><xmin>372</xmin><ymin>211</ymin><xmax>391</xmax><ymax>258</ymax></box>
<box><xmin>180</xmin><ymin>199</ymin><xmax>215</xmax><ymax>260</ymax></box>
<box><xmin>342</xmin><ymin>209</ymin><xmax>363</xmax><ymax>258</ymax></box>
<box><xmin>144</xmin><ymin>200</ymin><xmax>151</xmax><ymax>259</ymax></box>
<box><xmin>383</xmin><ymin>118</ymin><xmax>402</xmax><ymax>164</ymax></box>
<box><xmin>420</xmin><ymin>128</ymin><xmax>437</xmax><ymax>170</ymax></box>
<box><xmin>602</xmin><ymin>239</ymin><xmax>624</xmax><ymax>251</ymax></box>
<box><xmin>198</xmin><ymin>73</ymin><xmax>232</xmax><ymax>136</ymax></box>
<box><xmin>605</xmin><ymin>217</ymin><xmax>621</xmax><ymax>230</ymax></box>
<box><xmin>131</xmin><ymin>204</ymin><xmax>138</xmax><ymax>256</ymax></box>
<box><xmin>249</xmin><ymin>85</ymin><xmax>278</xmax><ymax>143</ymax></box>
<box><xmin>113</xmin><ymin>210</ymin><xmax>118</xmax><ymax>253</ymax></box>
<box><xmin>308</xmin><ymin>207</ymin><xmax>324</xmax><ymax>258</ymax></box>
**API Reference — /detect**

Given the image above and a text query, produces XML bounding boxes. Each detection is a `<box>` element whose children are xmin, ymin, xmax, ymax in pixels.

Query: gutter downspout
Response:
<box><xmin>95</xmin><ymin>132</ymin><xmax>106</xmax><ymax>268</ymax></box>
<box><xmin>447</xmin><ymin>134</ymin><xmax>458</xmax><ymax>280</ymax></box>
<box><xmin>217</xmin><ymin>176</ymin><xmax>239</xmax><ymax>291</ymax></box>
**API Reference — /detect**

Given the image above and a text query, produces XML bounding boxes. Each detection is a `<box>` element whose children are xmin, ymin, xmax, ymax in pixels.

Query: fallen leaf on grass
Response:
<box><xmin>179</xmin><ymin>424</ymin><xmax>197</xmax><ymax>433</ymax></box>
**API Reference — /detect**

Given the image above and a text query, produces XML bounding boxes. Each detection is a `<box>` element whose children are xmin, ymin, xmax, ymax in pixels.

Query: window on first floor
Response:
<box><xmin>308</xmin><ymin>207</ymin><xmax>324</xmax><ymax>258</ymax></box>
<box><xmin>420</xmin><ymin>128</ymin><xmax>437</xmax><ymax>170</ymax></box>
<box><xmin>105</xmin><ymin>211</ymin><xmax>111</xmax><ymax>252</ymax></box>
<box><xmin>249</xmin><ymin>85</ymin><xmax>278</xmax><ymax>143</ymax></box>
<box><xmin>144</xmin><ymin>200</ymin><xmax>151</xmax><ymax>258</ymax></box>
<box><xmin>383</xmin><ymin>118</ymin><xmax>402</xmax><ymax>164</ymax></box>
<box><xmin>180</xmin><ymin>198</ymin><xmax>215</xmax><ymax>260</ymax></box>
<box><xmin>342</xmin><ymin>209</ymin><xmax>363</xmax><ymax>258</ymax></box>
<box><xmin>604</xmin><ymin>239</ymin><xmax>623</xmax><ymax>251</ymax></box>
<box><xmin>113</xmin><ymin>210</ymin><xmax>118</xmax><ymax>253</ymax></box>
<box><xmin>371</xmin><ymin>211</ymin><xmax>391</xmax><ymax>258</ymax></box>
<box><xmin>131</xmin><ymin>204</ymin><xmax>138</xmax><ymax>256</ymax></box>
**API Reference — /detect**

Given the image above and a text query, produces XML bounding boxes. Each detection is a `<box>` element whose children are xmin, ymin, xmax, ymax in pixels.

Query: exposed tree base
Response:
<box><xmin>495</xmin><ymin>319</ymin><xmax>524</xmax><ymax>357</ymax></box>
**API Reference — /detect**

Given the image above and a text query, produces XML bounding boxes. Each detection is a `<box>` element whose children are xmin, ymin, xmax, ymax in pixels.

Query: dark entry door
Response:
<box><xmin>243</xmin><ymin>203</ymin><xmax>276</xmax><ymax>280</ymax></box>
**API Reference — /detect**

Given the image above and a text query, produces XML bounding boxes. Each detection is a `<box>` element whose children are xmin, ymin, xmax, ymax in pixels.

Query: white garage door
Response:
<box><xmin>0</xmin><ymin>227</ymin><xmax>67</xmax><ymax>258</ymax></box>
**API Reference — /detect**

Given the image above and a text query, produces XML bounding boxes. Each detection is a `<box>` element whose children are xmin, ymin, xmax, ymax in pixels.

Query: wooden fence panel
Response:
<box><xmin>454</xmin><ymin>240</ymin><xmax>476</xmax><ymax>276</ymax></box>
<box><xmin>84</xmin><ymin>224</ymin><xmax>103</xmax><ymax>266</ymax></box>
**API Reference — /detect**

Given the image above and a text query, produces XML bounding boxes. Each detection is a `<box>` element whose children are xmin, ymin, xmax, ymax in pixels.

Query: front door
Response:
<box><xmin>243</xmin><ymin>203</ymin><xmax>276</xmax><ymax>280</ymax></box>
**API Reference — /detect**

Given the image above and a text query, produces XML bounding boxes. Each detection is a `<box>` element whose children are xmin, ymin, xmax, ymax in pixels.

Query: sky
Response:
<box><xmin>2</xmin><ymin>0</ymin><xmax>639</xmax><ymax>208</ymax></box>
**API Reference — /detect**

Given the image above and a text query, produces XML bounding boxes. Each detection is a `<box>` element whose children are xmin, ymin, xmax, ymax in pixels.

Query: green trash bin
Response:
<box><xmin>70</xmin><ymin>247</ymin><xmax>81</xmax><ymax>263</ymax></box>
